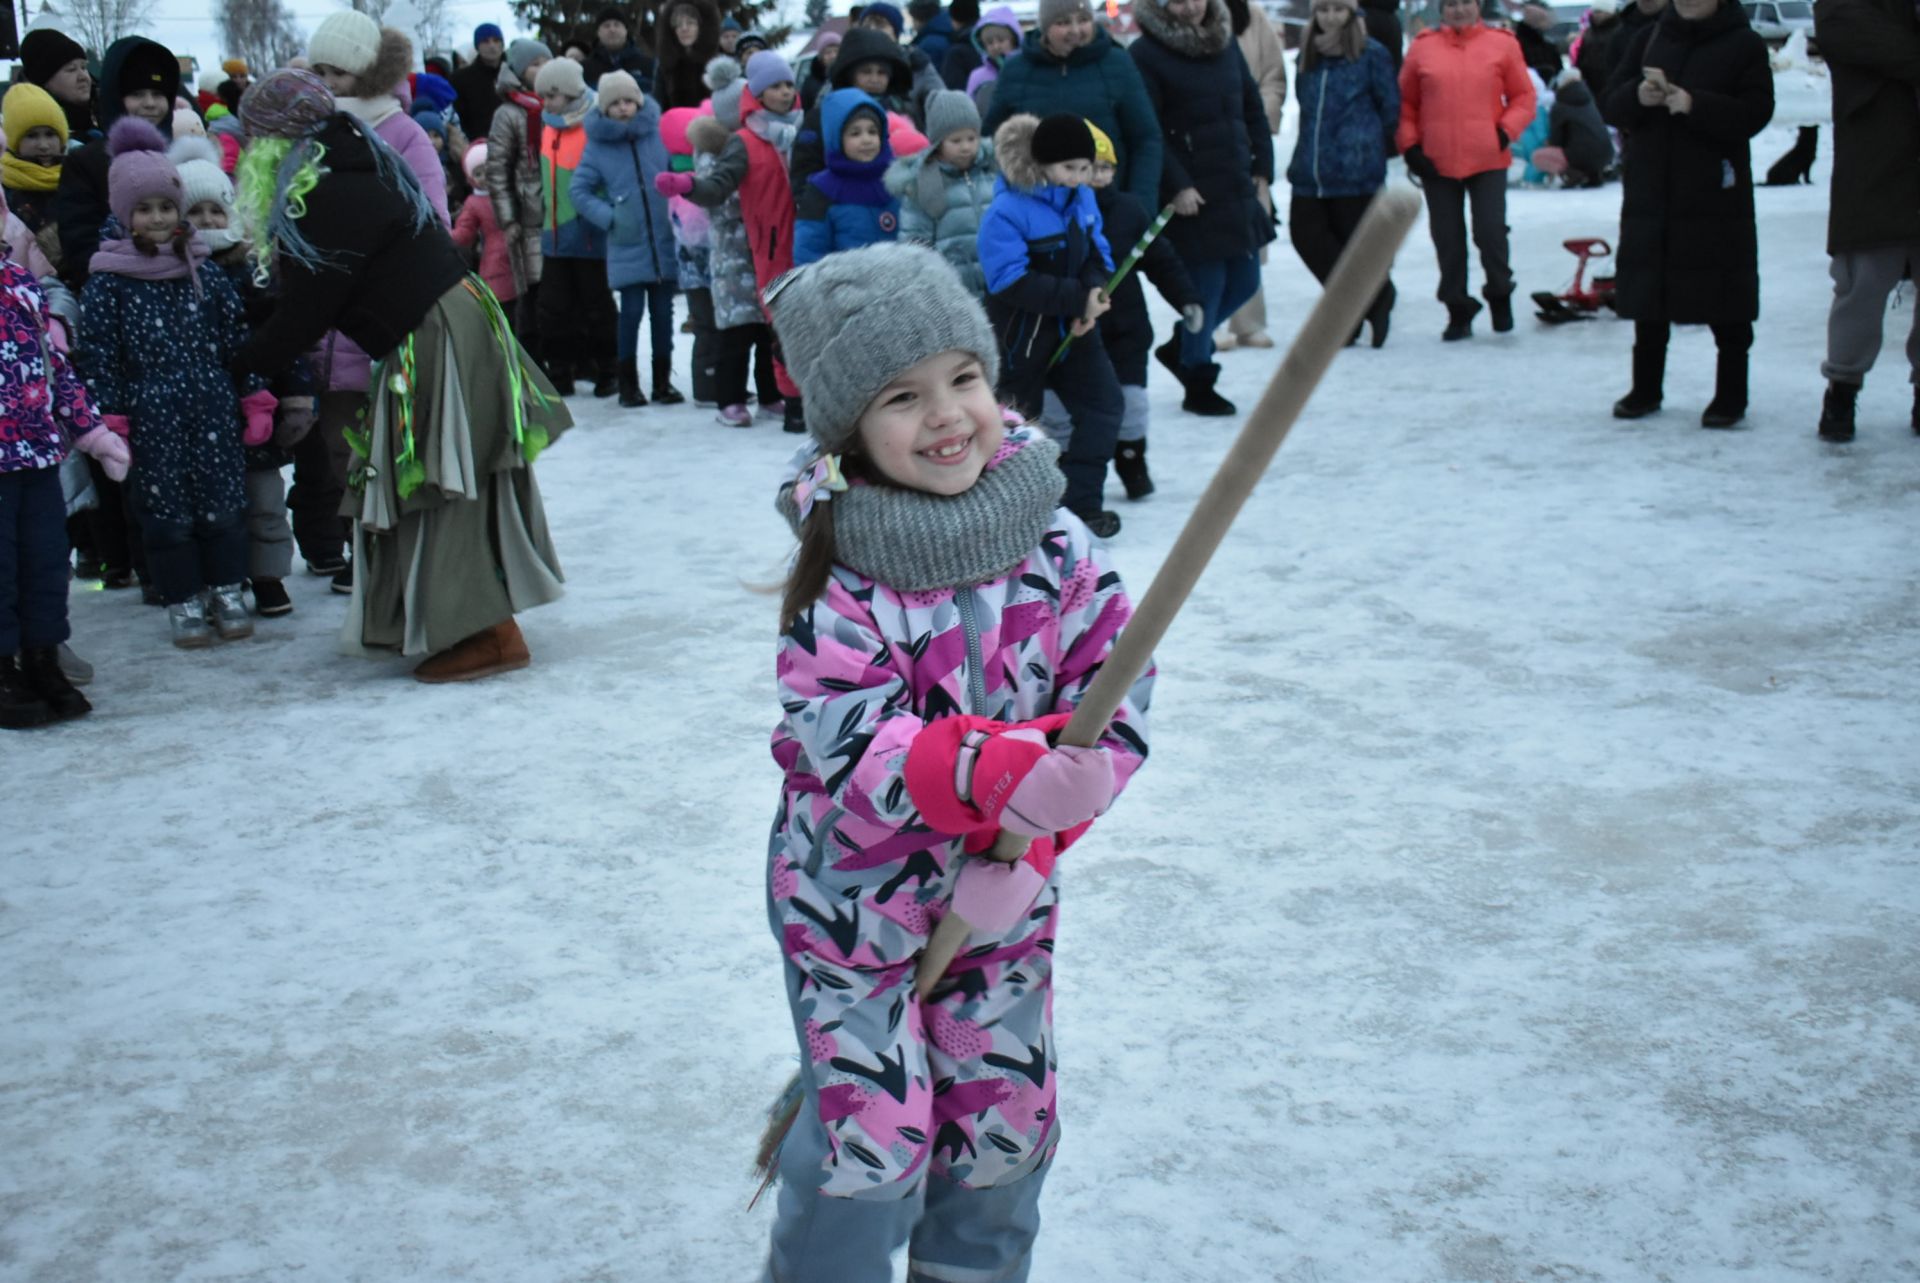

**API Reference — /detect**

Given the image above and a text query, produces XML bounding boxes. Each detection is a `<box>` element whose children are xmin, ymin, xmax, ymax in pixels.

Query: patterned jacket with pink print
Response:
<box><xmin>768</xmin><ymin>510</ymin><xmax>1151</xmax><ymax>1195</ymax></box>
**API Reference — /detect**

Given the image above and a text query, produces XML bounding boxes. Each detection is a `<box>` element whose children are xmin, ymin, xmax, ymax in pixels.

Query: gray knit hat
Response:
<box><xmin>1037</xmin><ymin>0</ymin><xmax>1093</xmax><ymax>28</ymax></box>
<box><xmin>923</xmin><ymin>89</ymin><xmax>980</xmax><ymax>149</ymax></box>
<box><xmin>507</xmin><ymin>38</ymin><xmax>552</xmax><ymax>80</ymax></box>
<box><xmin>766</xmin><ymin>242</ymin><xmax>1001</xmax><ymax>453</ymax></box>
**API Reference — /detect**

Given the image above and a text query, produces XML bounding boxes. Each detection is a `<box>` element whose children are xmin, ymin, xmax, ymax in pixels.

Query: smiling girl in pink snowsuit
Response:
<box><xmin>759</xmin><ymin>241</ymin><xmax>1152</xmax><ymax>1283</ymax></box>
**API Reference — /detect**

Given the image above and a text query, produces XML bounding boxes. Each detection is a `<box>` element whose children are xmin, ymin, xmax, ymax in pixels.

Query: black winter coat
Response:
<box><xmin>1094</xmin><ymin>184</ymin><xmax>1199</xmax><ymax>384</ymax></box>
<box><xmin>1602</xmin><ymin>3</ymin><xmax>1773</xmax><ymax>325</ymax></box>
<box><xmin>53</xmin><ymin>35</ymin><xmax>180</xmax><ymax>288</ymax></box>
<box><xmin>1128</xmin><ymin>0</ymin><xmax>1275</xmax><ymax>263</ymax></box>
<box><xmin>654</xmin><ymin>0</ymin><xmax>723</xmax><ymax>110</ymax></box>
<box><xmin>452</xmin><ymin>57</ymin><xmax>504</xmax><ymax>141</ymax></box>
<box><xmin>1814</xmin><ymin>0</ymin><xmax>1920</xmax><ymax>252</ymax></box>
<box><xmin>583</xmin><ymin>42</ymin><xmax>657</xmax><ymax>91</ymax></box>
<box><xmin>232</xmin><ymin>116</ymin><xmax>471</xmax><ymax>381</ymax></box>
<box><xmin>1604</xmin><ymin>1</ymin><xmax>1664</xmax><ymax>86</ymax></box>
<box><xmin>1361</xmin><ymin>0</ymin><xmax>1405</xmax><ymax>72</ymax></box>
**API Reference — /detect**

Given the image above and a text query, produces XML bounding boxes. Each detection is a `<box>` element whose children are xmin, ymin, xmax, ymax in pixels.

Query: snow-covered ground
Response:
<box><xmin>9</xmin><ymin>121</ymin><xmax>1918</xmax><ymax>1281</ymax></box>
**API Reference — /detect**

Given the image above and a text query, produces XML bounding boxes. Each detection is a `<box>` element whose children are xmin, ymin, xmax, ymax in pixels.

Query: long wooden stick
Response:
<box><xmin>913</xmin><ymin>188</ymin><xmax>1423</xmax><ymax>1001</ymax></box>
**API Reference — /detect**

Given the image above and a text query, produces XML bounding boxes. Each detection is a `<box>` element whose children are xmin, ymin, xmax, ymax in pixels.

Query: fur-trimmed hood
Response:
<box><xmin>993</xmin><ymin>113</ymin><xmax>1047</xmax><ymax>190</ymax></box>
<box><xmin>1132</xmin><ymin>0</ymin><xmax>1234</xmax><ymax>57</ymax></box>
<box><xmin>351</xmin><ymin>28</ymin><xmax>416</xmax><ymax>98</ymax></box>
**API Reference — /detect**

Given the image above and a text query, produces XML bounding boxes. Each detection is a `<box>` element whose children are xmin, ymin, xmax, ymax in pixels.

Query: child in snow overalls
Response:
<box><xmin>0</xmin><ymin>239</ymin><xmax>115</xmax><ymax>727</ymax></box>
<box><xmin>978</xmin><ymin>113</ymin><xmax>1125</xmax><ymax>538</ymax></box>
<box><xmin>76</xmin><ymin>119</ymin><xmax>273</xmax><ymax>649</ymax></box>
<box><xmin>761</xmin><ymin>240</ymin><xmax>1152</xmax><ymax>1283</ymax></box>
<box><xmin>792</xmin><ymin>88</ymin><xmax>900</xmax><ymax>264</ymax></box>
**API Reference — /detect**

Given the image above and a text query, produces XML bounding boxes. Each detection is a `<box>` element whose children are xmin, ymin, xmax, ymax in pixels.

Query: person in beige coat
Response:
<box><xmin>1220</xmin><ymin>0</ymin><xmax>1286</xmax><ymax>348</ymax></box>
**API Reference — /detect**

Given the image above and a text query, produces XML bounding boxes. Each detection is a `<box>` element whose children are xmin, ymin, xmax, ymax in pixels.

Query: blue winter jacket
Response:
<box><xmin>793</xmin><ymin>90</ymin><xmax>901</xmax><ymax>265</ymax></box>
<box><xmin>1288</xmin><ymin>40</ymin><xmax>1400</xmax><ymax>199</ymax></box>
<box><xmin>572</xmin><ymin>104</ymin><xmax>679</xmax><ymax>288</ymax></box>
<box><xmin>976</xmin><ymin>175</ymin><xmax>1113</xmax><ymax>362</ymax></box>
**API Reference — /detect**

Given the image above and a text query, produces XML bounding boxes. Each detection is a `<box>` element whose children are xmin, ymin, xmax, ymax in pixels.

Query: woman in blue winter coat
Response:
<box><xmin>571</xmin><ymin>70</ymin><xmax>683</xmax><ymax>408</ymax></box>
<box><xmin>793</xmin><ymin>89</ymin><xmax>901</xmax><ymax>265</ymax></box>
<box><xmin>1289</xmin><ymin>0</ymin><xmax>1399</xmax><ymax>346</ymax></box>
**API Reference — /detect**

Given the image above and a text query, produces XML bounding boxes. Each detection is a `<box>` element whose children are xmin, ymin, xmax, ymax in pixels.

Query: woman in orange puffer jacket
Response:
<box><xmin>1396</xmin><ymin>0</ymin><xmax>1535</xmax><ymax>340</ymax></box>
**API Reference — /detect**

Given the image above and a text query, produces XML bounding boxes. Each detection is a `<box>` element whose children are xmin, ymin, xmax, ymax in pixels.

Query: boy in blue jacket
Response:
<box><xmin>794</xmin><ymin>88</ymin><xmax>900</xmax><ymax>265</ymax></box>
<box><xmin>977</xmin><ymin>112</ymin><xmax>1123</xmax><ymax>537</ymax></box>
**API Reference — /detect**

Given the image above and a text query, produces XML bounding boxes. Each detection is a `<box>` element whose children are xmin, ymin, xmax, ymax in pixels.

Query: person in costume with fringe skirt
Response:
<box><xmin>228</xmin><ymin>69</ymin><xmax>573</xmax><ymax>683</ymax></box>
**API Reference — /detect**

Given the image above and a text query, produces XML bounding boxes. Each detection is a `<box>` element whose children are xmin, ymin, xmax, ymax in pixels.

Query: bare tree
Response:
<box><xmin>58</xmin><ymin>0</ymin><xmax>157</xmax><ymax>56</ymax></box>
<box><xmin>348</xmin><ymin>0</ymin><xmax>451</xmax><ymax>57</ymax></box>
<box><xmin>215</xmin><ymin>0</ymin><xmax>305</xmax><ymax>73</ymax></box>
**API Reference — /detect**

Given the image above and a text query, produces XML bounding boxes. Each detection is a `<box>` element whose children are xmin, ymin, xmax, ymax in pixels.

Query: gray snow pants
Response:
<box><xmin>1822</xmin><ymin>244</ymin><xmax>1920</xmax><ymax>385</ymax></box>
<box><xmin>245</xmin><ymin>467</ymin><xmax>292</xmax><ymax>581</ymax></box>
<box><xmin>1424</xmin><ymin>169</ymin><xmax>1513</xmax><ymax>308</ymax></box>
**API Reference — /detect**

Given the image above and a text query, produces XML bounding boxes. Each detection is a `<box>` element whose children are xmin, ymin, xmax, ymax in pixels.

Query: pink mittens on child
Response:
<box><xmin>997</xmin><ymin>743</ymin><xmax>1115</xmax><ymax>839</ymax></box>
<box><xmin>654</xmin><ymin>172</ymin><xmax>694</xmax><ymax>198</ymax></box>
<box><xmin>75</xmin><ymin>424</ymin><xmax>131</xmax><ymax>482</ymax></box>
<box><xmin>239</xmin><ymin>390</ymin><xmax>279</xmax><ymax>447</ymax></box>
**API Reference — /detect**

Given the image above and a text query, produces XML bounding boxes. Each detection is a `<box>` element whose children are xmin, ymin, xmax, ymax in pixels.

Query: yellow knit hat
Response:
<box><xmin>222</xmin><ymin>57</ymin><xmax>250</xmax><ymax>76</ymax></box>
<box><xmin>3</xmin><ymin>82</ymin><xmax>69</xmax><ymax>152</ymax></box>
<box><xmin>1086</xmin><ymin>120</ymin><xmax>1115</xmax><ymax>168</ymax></box>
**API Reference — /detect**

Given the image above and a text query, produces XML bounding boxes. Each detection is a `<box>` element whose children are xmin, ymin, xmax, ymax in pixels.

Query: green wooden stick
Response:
<box><xmin>1047</xmin><ymin>201</ymin><xmax>1178</xmax><ymax>369</ymax></box>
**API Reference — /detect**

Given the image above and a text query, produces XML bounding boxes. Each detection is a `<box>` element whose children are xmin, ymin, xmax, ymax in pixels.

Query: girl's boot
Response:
<box><xmin>18</xmin><ymin>647</ymin><xmax>91</xmax><ymax>720</ymax></box>
<box><xmin>617</xmin><ymin>358</ymin><xmax>645</xmax><ymax>408</ymax></box>
<box><xmin>1114</xmin><ymin>438</ymin><xmax>1153</xmax><ymax>499</ymax></box>
<box><xmin>652</xmin><ymin>354</ymin><xmax>685</xmax><ymax>405</ymax></box>
<box><xmin>208</xmin><ymin>585</ymin><xmax>255</xmax><ymax>641</ymax></box>
<box><xmin>168</xmin><ymin>597</ymin><xmax>215</xmax><ymax>649</ymax></box>
<box><xmin>1701</xmin><ymin>347</ymin><xmax>1748</xmax><ymax>429</ymax></box>
<box><xmin>1818</xmin><ymin>381</ymin><xmax>1858</xmax><ymax>443</ymax></box>
<box><xmin>0</xmin><ymin>656</ymin><xmax>53</xmax><ymax>728</ymax></box>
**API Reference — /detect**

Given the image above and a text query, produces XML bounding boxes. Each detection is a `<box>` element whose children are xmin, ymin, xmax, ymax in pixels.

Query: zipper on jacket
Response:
<box><xmin>955</xmin><ymin>588</ymin><xmax>988</xmax><ymax>715</ymax></box>
<box><xmin>1312</xmin><ymin>70</ymin><xmax>1328</xmax><ymax>197</ymax></box>
<box><xmin>630</xmin><ymin>138</ymin><xmax>672</xmax><ymax>277</ymax></box>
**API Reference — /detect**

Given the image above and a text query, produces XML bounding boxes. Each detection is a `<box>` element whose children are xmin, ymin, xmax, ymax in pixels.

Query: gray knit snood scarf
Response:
<box><xmin>776</xmin><ymin>429</ymin><xmax>1066</xmax><ymax>592</ymax></box>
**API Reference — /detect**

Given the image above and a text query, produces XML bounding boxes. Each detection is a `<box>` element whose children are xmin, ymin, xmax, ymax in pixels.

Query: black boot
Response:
<box><xmin>1074</xmin><ymin>507</ymin><xmax>1122</xmax><ymax>538</ymax></box>
<box><xmin>652</xmin><ymin>355</ymin><xmax>685</xmax><ymax>406</ymax></box>
<box><xmin>18</xmin><ymin>646</ymin><xmax>90</xmax><ymax>720</ymax></box>
<box><xmin>1612</xmin><ymin>340</ymin><xmax>1666</xmax><ymax>419</ymax></box>
<box><xmin>1817</xmin><ymin>381</ymin><xmax>1858</xmax><ymax>443</ymax></box>
<box><xmin>1181</xmin><ymin>363</ymin><xmax>1237</xmax><ymax>417</ymax></box>
<box><xmin>1114</xmin><ymin>438</ymin><xmax>1154</xmax><ymax>500</ymax></box>
<box><xmin>1487</xmin><ymin>289</ymin><xmax>1515</xmax><ymax>334</ymax></box>
<box><xmin>617</xmin><ymin>359</ymin><xmax>645</xmax><ymax>408</ymax></box>
<box><xmin>783</xmin><ymin>395</ymin><xmax>807</xmax><ymax>434</ymax></box>
<box><xmin>1367</xmin><ymin>282</ymin><xmax>1395</xmax><ymax>349</ymax></box>
<box><xmin>1442</xmin><ymin>299</ymin><xmax>1482</xmax><ymax>341</ymax></box>
<box><xmin>546</xmin><ymin>360</ymin><xmax>576</xmax><ymax>397</ymax></box>
<box><xmin>1701</xmin><ymin>347</ymin><xmax>1748</xmax><ymax>429</ymax></box>
<box><xmin>0</xmin><ymin>655</ymin><xmax>53</xmax><ymax>729</ymax></box>
<box><xmin>1154</xmin><ymin>336</ymin><xmax>1187</xmax><ymax>387</ymax></box>
<box><xmin>591</xmin><ymin>364</ymin><xmax>620</xmax><ymax>398</ymax></box>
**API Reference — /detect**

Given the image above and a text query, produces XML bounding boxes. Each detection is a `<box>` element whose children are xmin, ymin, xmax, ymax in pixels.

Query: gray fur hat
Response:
<box><xmin>766</xmin><ymin>242</ymin><xmax>1001</xmax><ymax>453</ymax></box>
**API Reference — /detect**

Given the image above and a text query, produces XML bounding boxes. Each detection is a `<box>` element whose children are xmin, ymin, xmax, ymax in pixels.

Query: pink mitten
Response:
<box><xmin>997</xmin><ymin>745</ymin><xmax>1115</xmax><ymax>839</ymax></box>
<box><xmin>240</xmin><ymin>389</ymin><xmax>278</xmax><ymax>447</ymax></box>
<box><xmin>950</xmin><ymin>855</ymin><xmax>1049</xmax><ymax>935</ymax></box>
<box><xmin>75</xmin><ymin>424</ymin><xmax>131</xmax><ymax>482</ymax></box>
<box><xmin>654</xmin><ymin>171</ymin><xmax>694</xmax><ymax>198</ymax></box>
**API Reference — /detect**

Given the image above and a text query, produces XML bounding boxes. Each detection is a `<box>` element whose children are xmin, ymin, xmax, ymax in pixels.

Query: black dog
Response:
<box><xmin>1765</xmin><ymin>125</ymin><xmax>1818</xmax><ymax>186</ymax></box>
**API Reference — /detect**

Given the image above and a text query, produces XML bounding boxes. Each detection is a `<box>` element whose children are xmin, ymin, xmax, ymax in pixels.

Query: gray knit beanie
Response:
<box><xmin>767</xmin><ymin>242</ymin><xmax>1001</xmax><ymax>453</ymax></box>
<box><xmin>507</xmin><ymin>38</ymin><xmax>552</xmax><ymax>80</ymax></box>
<box><xmin>923</xmin><ymin>89</ymin><xmax>980</xmax><ymax>149</ymax></box>
<box><xmin>1037</xmin><ymin>0</ymin><xmax>1093</xmax><ymax>29</ymax></box>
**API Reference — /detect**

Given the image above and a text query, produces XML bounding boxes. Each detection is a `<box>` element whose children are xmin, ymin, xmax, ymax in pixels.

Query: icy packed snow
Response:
<box><xmin>6</xmin><ymin>120</ymin><xmax>1918</xmax><ymax>1283</ymax></box>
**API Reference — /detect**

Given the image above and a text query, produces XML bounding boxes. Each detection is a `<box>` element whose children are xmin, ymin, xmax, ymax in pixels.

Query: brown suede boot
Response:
<box><xmin>412</xmin><ymin>618</ymin><xmax>531</xmax><ymax>684</ymax></box>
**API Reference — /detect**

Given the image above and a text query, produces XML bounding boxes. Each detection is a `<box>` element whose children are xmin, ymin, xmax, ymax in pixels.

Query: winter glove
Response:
<box><xmin>240</xmin><ymin>390</ymin><xmax>279</xmax><ymax>447</ymax></box>
<box><xmin>1495</xmin><ymin>126</ymin><xmax>1511</xmax><ymax>151</ymax></box>
<box><xmin>996</xmin><ymin>741</ymin><xmax>1115</xmax><ymax>839</ymax></box>
<box><xmin>74</xmin><ymin>424</ymin><xmax>130</xmax><ymax>482</ymax></box>
<box><xmin>273</xmin><ymin>395</ymin><xmax>317</xmax><ymax>449</ymax></box>
<box><xmin>654</xmin><ymin>171</ymin><xmax>694</xmax><ymax>198</ymax></box>
<box><xmin>1181</xmin><ymin>303</ymin><xmax>1207</xmax><ymax>334</ymax></box>
<box><xmin>1403</xmin><ymin>145</ymin><xmax>1438</xmax><ymax>183</ymax></box>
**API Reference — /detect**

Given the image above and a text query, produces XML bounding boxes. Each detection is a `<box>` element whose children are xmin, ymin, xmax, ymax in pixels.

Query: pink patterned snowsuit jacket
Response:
<box><xmin>769</xmin><ymin>512</ymin><xmax>1152</xmax><ymax>1197</ymax></box>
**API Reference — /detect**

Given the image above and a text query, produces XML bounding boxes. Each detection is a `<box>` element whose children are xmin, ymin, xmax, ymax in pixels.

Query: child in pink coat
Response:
<box><xmin>452</xmin><ymin>141</ymin><xmax>516</xmax><ymax>304</ymax></box>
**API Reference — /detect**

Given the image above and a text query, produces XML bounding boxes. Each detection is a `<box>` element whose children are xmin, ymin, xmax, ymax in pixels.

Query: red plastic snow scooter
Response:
<box><xmin>1532</xmin><ymin>237</ymin><xmax>1617</xmax><ymax>324</ymax></box>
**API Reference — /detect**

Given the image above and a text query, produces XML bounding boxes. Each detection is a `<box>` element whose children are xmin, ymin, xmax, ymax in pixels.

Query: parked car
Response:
<box><xmin>1740</xmin><ymin>0</ymin><xmax>1814</xmax><ymax>42</ymax></box>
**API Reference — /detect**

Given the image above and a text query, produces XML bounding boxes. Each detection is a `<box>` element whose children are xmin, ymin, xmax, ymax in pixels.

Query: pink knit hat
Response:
<box><xmin>105</xmin><ymin>117</ymin><xmax>186</xmax><ymax>231</ymax></box>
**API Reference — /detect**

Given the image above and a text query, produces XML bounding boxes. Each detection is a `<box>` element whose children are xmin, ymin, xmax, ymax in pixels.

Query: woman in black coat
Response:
<box><xmin>1130</xmin><ymin>0</ymin><xmax>1275</xmax><ymax>417</ymax></box>
<box><xmin>1603</xmin><ymin>0</ymin><xmax>1773</xmax><ymax>428</ymax></box>
<box><xmin>654</xmin><ymin>0</ymin><xmax>722</xmax><ymax>110</ymax></box>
